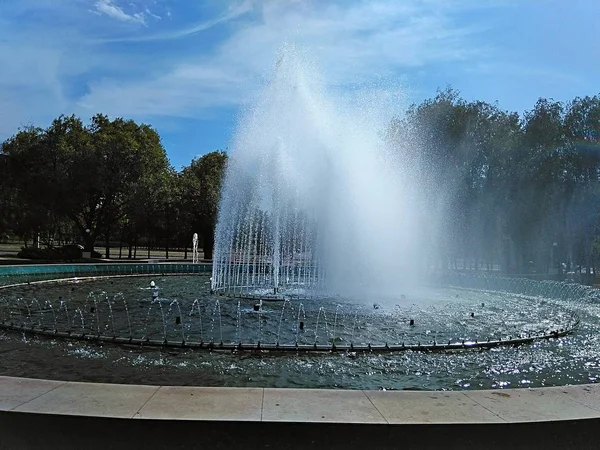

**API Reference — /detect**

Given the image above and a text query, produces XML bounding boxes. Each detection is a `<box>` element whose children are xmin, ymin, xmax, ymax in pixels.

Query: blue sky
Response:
<box><xmin>0</xmin><ymin>0</ymin><xmax>598</xmax><ymax>169</ymax></box>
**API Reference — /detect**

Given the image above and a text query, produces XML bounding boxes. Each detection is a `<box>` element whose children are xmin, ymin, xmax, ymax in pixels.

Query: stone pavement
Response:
<box><xmin>2</xmin><ymin>376</ymin><xmax>600</xmax><ymax>423</ymax></box>
<box><xmin>2</xmin><ymin>376</ymin><xmax>600</xmax><ymax>449</ymax></box>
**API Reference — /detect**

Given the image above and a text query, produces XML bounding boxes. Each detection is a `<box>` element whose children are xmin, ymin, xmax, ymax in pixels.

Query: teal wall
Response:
<box><xmin>0</xmin><ymin>263</ymin><xmax>212</xmax><ymax>286</ymax></box>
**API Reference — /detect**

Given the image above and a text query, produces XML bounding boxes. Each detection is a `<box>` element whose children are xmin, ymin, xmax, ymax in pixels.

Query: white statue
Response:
<box><xmin>192</xmin><ymin>233</ymin><xmax>199</xmax><ymax>264</ymax></box>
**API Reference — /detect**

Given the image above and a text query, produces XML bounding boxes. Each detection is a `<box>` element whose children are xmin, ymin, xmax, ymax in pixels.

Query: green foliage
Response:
<box><xmin>1</xmin><ymin>115</ymin><xmax>172</xmax><ymax>252</ymax></box>
<box><xmin>2</xmin><ymin>89</ymin><xmax>599</xmax><ymax>269</ymax></box>
<box><xmin>15</xmin><ymin>246</ymin><xmax>101</xmax><ymax>260</ymax></box>
<box><xmin>180</xmin><ymin>151</ymin><xmax>228</xmax><ymax>259</ymax></box>
<box><xmin>392</xmin><ymin>89</ymin><xmax>600</xmax><ymax>273</ymax></box>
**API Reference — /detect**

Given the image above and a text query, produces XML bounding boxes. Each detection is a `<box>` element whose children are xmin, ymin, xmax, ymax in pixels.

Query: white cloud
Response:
<box><xmin>145</xmin><ymin>8</ymin><xmax>161</xmax><ymax>21</ymax></box>
<box><xmin>1</xmin><ymin>0</ymin><xmax>597</xmax><ymax>150</ymax></box>
<box><xmin>216</xmin><ymin>1</ymin><xmax>487</xmax><ymax>81</ymax></box>
<box><xmin>78</xmin><ymin>65</ymin><xmax>247</xmax><ymax>118</ymax></box>
<box><xmin>94</xmin><ymin>0</ymin><xmax>146</xmax><ymax>25</ymax></box>
<box><xmin>79</xmin><ymin>0</ymin><xmax>491</xmax><ymax>118</ymax></box>
<box><xmin>103</xmin><ymin>0</ymin><xmax>254</xmax><ymax>42</ymax></box>
<box><xmin>166</xmin><ymin>0</ymin><xmax>254</xmax><ymax>39</ymax></box>
<box><xmin>0</xmin><ymin>37</ymin><xmax>69</xmax><ymax>134</ymax></box>
<box><xmin>0</xmin><ymin>0</ymin><xmax>519</xmax><ymax>141</ymax></box>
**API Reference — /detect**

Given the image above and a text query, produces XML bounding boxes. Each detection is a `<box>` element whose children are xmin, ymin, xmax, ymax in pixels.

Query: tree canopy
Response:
<box><xmin>388</xmin><ymin>88</ymin><xmax>600</xmax><ymax>274</ymax></box>
<box><xmin>1</xmin><ymin>114</ymin><xmax>173</xmax><ymax>252</ymax></box>
<box><xmin>180</xmin><ymin>151</ymin><xmax>228</xmax><ymax>259</ymax></box>
<box><xmin>1</xmin><ymin>90</ymin><xmax>599</xmax><ymax>274</ymax></box>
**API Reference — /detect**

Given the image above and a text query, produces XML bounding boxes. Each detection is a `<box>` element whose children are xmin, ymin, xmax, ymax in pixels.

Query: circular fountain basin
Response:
<box><xmin>0</xmin><ymin>265</ymin><xmax>597</xmax><ymax>391</ymax></box>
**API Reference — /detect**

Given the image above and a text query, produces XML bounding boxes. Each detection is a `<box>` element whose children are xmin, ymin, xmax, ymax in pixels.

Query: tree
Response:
<box><xmin>563</xmin><ymin>95</ymin><xmax>600</xmax><ymax>272</ymax></box>
<box><xmin>1</xmin><ymin>124</ymin><xmax>66</xmax><ymax>246</ymax></box>
<box><xmin>392</xmin><ymin>88</ymin><xmax>522</xmax><ymax>270</ymax></box>
<box><xmin>0</xmin><ymin>153</ymin><xmax>15</xmax><ymax>238</ymax></box>
<box><xmin>181</xmin><ymin>151</ymin><xmax>228</xmax><ymax>260</ymax></box>
<box><xmin>1</xmin><ymin>115</ymin><xmax>172</xmax><ymax>254</ymax></box>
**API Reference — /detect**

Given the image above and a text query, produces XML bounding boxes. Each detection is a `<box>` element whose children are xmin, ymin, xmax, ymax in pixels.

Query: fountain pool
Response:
<box><xmin>0</xmin><ymin>269</ymin><xmax>598</xmax><ymax>391</ymax></box>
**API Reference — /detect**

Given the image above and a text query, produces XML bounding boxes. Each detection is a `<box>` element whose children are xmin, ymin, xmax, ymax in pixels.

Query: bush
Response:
<box><xmin>17</xmin><ymin>245</ymin><xmax>102</xmax><ymax>260</ymax></box>
<box><xmin>17</xmin><ymin>247</ymin><xmax>62</xmax><ymax>260</ymax></box>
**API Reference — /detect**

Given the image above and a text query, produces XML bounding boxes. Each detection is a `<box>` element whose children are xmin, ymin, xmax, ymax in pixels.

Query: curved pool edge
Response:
<box><xmin>0</xmin><ymin>261</ymin><xmax>212</xmax><ymax>285</ymax></box>
<box><xmin>2</xmin><ymin>375</ymin><xmax>600</xmax><ymax>424</ymax></box>
<box><xmin>2</xmin><ymin>262</ymin><xmax>600</xmax><ymax>446</ymax></box>
<box><xmin>1</xmin><ymin>376</ymin><xmax>600</xmax><ymax>450</ymax></box>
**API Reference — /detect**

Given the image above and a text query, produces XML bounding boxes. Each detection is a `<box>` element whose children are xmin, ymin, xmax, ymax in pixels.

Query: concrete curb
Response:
<box><xmin>2</xmin><ymin>376</ymin><xmax>600</xmax><ymax>449</ymax></box>
<box><xmin>2</xmin><ymin>375</ymin><xmax>600</xmax><ymax>424</ymax></box>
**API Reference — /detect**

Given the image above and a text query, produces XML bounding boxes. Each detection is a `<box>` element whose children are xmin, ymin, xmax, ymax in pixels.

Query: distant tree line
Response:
<box><xmin>388</xmin><ymin>88</ymin><xmax>600</xmax><ymax>275</ymax></box>
<box><xmin>0</xmin><ymin>114</ymin><xmax>226</xmax><ymax>260</ymax></box>
<box><xmin>1</xmin><ymin>88</ymin><xmax>599</xmax><ymax>274</ymax></box>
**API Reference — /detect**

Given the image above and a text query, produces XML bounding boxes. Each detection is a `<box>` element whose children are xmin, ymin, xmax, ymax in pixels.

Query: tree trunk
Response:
<box><xmin>128</xmin><ymin>230</ymin><xmax>133</xmax><ymax>259</ymax></box>
<box><xmin>202</xmin><ymin>226</ymin><xmax>215</xmax><ymax>260</ymax></box>
<box><xmin>105</xmin><ymin>231</ymin><xmax>110</xmax><ymax>259</ymax></box>
<box><xmin>83</xmin><ymin>235</ymin><xmax>95</xmax><ymax>253</ymax></box>
<box><xmin>165</xmin><ymin>216</ymin><xmax>170</xmax><ymax>259</ymax></box>
<box><xmin>119</xmin><ymin>227</ymin><xmax>124</xmax><ymax>259</ymax></box>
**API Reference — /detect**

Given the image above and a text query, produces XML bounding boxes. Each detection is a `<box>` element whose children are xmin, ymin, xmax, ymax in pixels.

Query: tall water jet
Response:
<box><xmin>212</xmin><ymin>45</ymin><xmax>423</xmax><ymax>299</ymax></box>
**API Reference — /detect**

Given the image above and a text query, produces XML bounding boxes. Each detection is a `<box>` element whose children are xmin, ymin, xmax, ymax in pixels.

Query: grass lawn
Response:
<box><xmin>0</xmin><ymin>242</ymin><xmax>21</xmax><ymax>254</ymax></box>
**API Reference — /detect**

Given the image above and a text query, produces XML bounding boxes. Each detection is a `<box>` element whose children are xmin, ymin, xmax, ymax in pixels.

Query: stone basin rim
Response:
<box><xmin>2</xmin><ymin>374</ymin><xmax>600</xmax><ymax>425</ymax></box>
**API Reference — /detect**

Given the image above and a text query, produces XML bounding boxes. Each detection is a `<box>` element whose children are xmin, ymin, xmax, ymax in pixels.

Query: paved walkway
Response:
<box><xmin>4</xmin><ymin>376</ymin><xmax>600</xmax><ymax>449</ymax></box>
<box><xmin>2</xmin><ymin>375</ymin><xmax>600</xmax><ymax>424</ymax></box>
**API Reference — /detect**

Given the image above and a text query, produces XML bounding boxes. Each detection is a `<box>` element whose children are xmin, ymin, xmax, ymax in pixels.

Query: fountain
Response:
<box><xmin>192</xmin><ymin>233</ymin><xmax>200</xmax><ymax>264</ymax></box>
<box><xmin>211</xmin><ymin>45</ymin><xmax>421</xmax><ymax>299</ymax></box>
<box><xmin>0</xmin><ymin>272</ymin><xmax>582</xmax><ymax>351</ymax></box>
<box><xmin>0</xmin><ymin>47</ymin><xmax>594</xmax><ymax>390</ymax></box>
<box><xmin>0</xmin><ymin>259</ymin><xmax>592</xmax><ymax>389</ymax></box>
